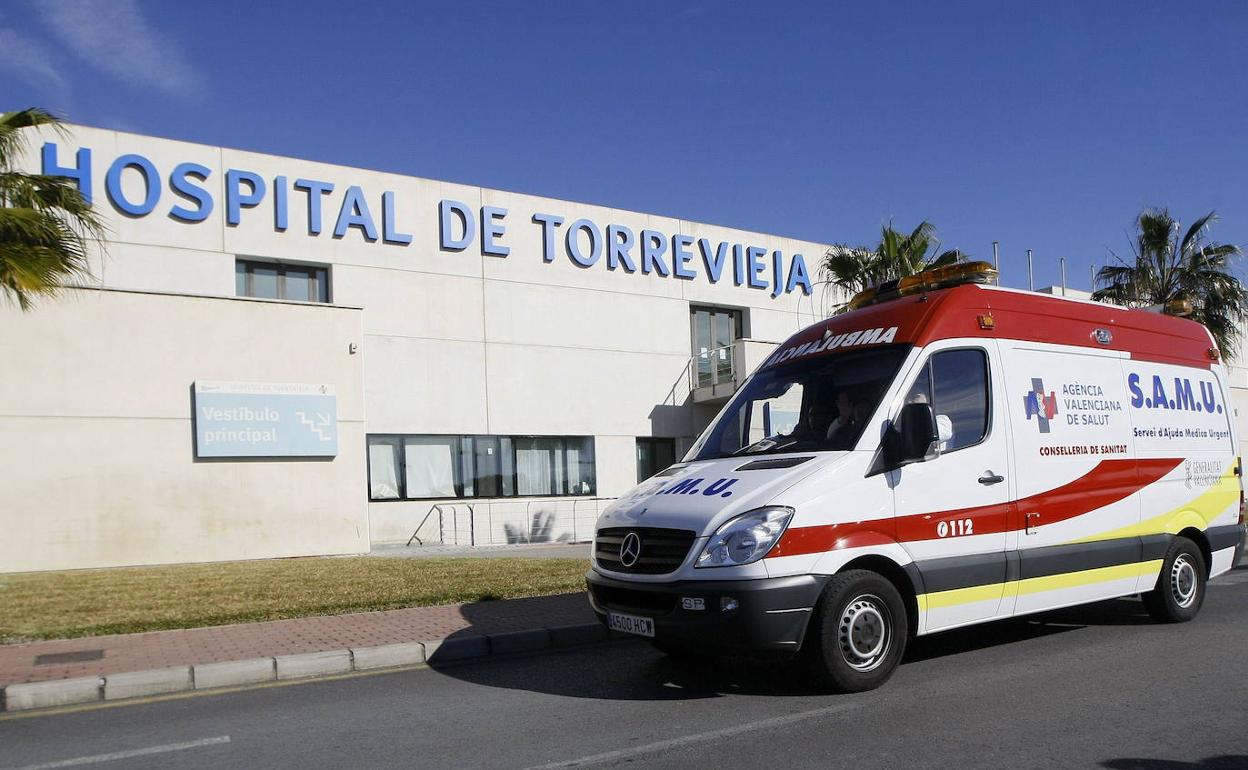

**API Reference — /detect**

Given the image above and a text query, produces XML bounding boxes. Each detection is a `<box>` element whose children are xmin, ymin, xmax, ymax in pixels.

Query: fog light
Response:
<box><xmin>721</xmin><ymin>596</ymin><xmax>739</xmax><ymax>612</ymax></box>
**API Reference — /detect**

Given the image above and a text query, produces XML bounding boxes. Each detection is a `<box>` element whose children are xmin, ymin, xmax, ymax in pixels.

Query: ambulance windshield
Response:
<box><xmin>687</xmin><ymin>345</ymin><xmax>909</xmax><ymax>461</ymax></box>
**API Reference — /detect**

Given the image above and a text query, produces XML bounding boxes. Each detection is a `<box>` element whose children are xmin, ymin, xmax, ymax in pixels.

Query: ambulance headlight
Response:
<box><xmin>696</xmin><ymin>507</ymin><xmax>794</xmax><ymax>567</ymax></box>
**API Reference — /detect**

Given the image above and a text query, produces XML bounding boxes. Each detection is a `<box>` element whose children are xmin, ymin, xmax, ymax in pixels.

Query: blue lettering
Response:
<box><xmin>273</xmin><ymin>175</ymin><xmax>288</xmax><ymax>231</ymax></box>
<box><xmin>641</xmin><ymin>230</ymin><xmax>670</xmax><ymax>276</ymax></box>
<box><xmin>698</xmin><ymin>239</ymin><xmax>729</xmax><ymax>283</ymax></box>
<box><xmin>481</xmin><ymin>206</ymin><xmax>509</xmax><ymax>257</ymax></box>
<box><xmin>168</xmin><ymin>162</ymin><xmax>213</xmax><ymax>223</ymax></box>
<box><xmin>1200</xmin><ymin>381</ymin><xmax>1218</xmax><ymax>413</ymax></box>
<box><xmin>702</xmin><ymin>478</ymin><xmax>738</xmax><ymax>497</ymax></box>
<box><xmin>1174</xmin><ymin>378</ymin><xmax>1197</xmax><ymax>411</ymax></box>
<box><xmin>225</xmin><ymin>169</ymin><xmax>265</xmax><ymax>226</ymax></box>
<box><xmin>333</xmin><ymin>185</ymin><xmax>378</xmax><ymax>241</ymax></box>
<box><xmin>440</xmin><ymin>199</ymin><xmax>476</xmax><ymax>250</ymax></box>
<box><xmin>382</xmin><ymin>191</ymin><xmax>412</xmax><ymax>245</ymax></box>
<box><xmin>532</xmin><ymin>213</ymin><xmax>564</xmax><ymax>263</ymax></box>
<box><xmin>747</xmin><ymin>246</ymin><xmax>767</xmax><ymax>289</ymax></box>
<box><xmin>293</xmin><ymin>178</ymin><xmax>334</xmax><ymax>235</ymax></box>
<box><xmin>106</xmin><ymin>154</ymin><xmax>160</xmax><ymax>216</ymax></box>
<box><xmin>770</xmin><ymin>250</ymin><xmax>784</xmax><ymax>298</ymax></box>
<box><xmin>566</xmin><ymin>219</ymin><xmax>602</xmax><ymax>268</ymax></box>
<box><xmin>672</xmin><ymin>234</ymin><xmax>696</xmax><ymax>280</ymax></box>
<box><xmin>606</xmin><ymin>224</ymin><xmax>637</xmax><ymax>272</ymax></box>
<box><xmin>733</xmin><ymin>244</ymin><xmax>746</xmax><ymax>286</ymax></box>
<box><xmin>663</xmin><ymin>478</ymin><xmax>702</xmax><ymax>495</ymax></box>
<box><xmin>1151</xmin><ymin>375</ymin><xmax>1169</xmax><ymax>409</ymax></box>
<box><xmin>41</xmin><ymin>142</ymin><xmax>92</xmax><ymax>204</ymax></box>
<box><xmin>1128</xmin><ymin>373</ymin><xmax>1144</xmax><ymax>407</ymax></box>
<box><xmin>786</xmin><ymin>254</ymin><xmax>813</xmax><ymax>295</ymax></box>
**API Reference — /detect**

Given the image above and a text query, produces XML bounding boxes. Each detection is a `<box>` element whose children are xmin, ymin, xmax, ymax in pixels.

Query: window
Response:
<box><xmin>688</xmin><ymin>346</ymin><xmax>910</xmax><ymax>460</ymax></box>
<box><xmin>903</xmin><ymin>349</ymin><xmax>990</xmax><ymax>453</ymax></box>
<box><xmin>366</xmin><ymin>434</ymin><xmax>595</xmax><ymax>501</ymax></box>
<box><xmin>691</xmin><ymin>306</ymin><xmax>744</xmax><ymax>387</ymax></box>
<box><xmin>236</xmin><ymin>259</ymin><xmax>330</xmax><ymax>302</ymax></box>
<box><xmin>636</xmin><ymin>437</ymin><xmax>677</xmax><ymax>482</ymax></box>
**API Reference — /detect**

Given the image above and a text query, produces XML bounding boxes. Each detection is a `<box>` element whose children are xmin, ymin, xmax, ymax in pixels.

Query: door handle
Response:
<box><xmin>978</xmin><ymin>472</ymin><xmax>1005</xmax><ymax>485</ymax></box>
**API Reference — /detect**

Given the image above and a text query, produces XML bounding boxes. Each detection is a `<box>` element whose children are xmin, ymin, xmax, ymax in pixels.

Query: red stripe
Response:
<box><xmin>768</xmin><ymin>458</ymin><xmax>1182</xmax><ymax>559</ymax></box>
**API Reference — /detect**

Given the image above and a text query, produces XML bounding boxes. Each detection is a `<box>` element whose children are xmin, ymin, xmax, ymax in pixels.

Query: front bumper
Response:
<box><xmin>585</xmin><ymin>569</ymin><xmax>828</xmax><ymax>656</ymax></box>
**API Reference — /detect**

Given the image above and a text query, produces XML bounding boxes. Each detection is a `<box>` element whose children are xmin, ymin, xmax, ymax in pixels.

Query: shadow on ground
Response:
<box><xmin>426</xmin><ymin>593</ymin><xmax>1161</xmax><ymax>701</ymax></box>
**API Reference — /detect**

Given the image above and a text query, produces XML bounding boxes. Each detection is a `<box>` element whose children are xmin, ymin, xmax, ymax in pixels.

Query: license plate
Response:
<box><xmin>607</xmin><ymin>611</ymin><xmax>655</xmax><ymax>637</ymax></box>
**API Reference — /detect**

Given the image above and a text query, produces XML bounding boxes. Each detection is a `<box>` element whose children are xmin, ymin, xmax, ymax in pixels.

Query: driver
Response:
<box><xmin>826</xmin><ymin>388</ymin><xmax>867</xmax><ymax>446</ymax></box>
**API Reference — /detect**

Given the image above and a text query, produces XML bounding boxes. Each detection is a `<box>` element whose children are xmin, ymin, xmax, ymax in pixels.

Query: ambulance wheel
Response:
<box><xmin>804</xmin><ymin>570</ymin><xmax>908</xmax><ymax>692</ymax></box>
<box><xmin>1142</xmin><ymin>537</ymin><xmax>1207</xmax><ymax>623</ymax></box>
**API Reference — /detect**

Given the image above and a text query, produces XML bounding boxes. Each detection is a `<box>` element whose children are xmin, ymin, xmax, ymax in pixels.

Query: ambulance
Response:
<box><xmin>586</xmin><ymin>262</ymin><xmax>1246</xmax><ymax>692</ymax></box>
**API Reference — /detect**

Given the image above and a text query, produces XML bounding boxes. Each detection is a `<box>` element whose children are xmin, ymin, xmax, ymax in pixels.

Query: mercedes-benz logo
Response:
<box><xmin>619</xmin><ymin>532</ymin><xmax>642</xmax><ymax>568</ymax></box>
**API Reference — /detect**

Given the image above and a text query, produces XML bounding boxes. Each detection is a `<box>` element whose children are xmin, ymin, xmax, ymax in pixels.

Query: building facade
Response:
<box><xmin>6</xmin><ymin>125</ymin><xmax>1248</xmax><ymax>575</ymax></box>
<box><xmin>1</xmin><ymin>125</ymin><xmax>831</xmax><ymax>573</ymax></box>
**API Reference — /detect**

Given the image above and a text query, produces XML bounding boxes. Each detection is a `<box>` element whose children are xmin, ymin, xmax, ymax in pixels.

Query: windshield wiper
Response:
<box><xmin>731</xmin><ymin>436</ymin><xmax>798</xmax><ymax>456</ymax></box>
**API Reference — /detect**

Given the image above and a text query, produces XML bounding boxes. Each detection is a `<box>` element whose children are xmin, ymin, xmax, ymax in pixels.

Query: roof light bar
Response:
<box><xmin>846</xmin><ymin>261</ymin><xmax>999</xmax><ymax>311</ymax></box>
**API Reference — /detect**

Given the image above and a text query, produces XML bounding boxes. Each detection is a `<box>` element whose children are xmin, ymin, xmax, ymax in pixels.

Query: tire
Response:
<box><xmin>1142</xmin><ymin>537</ymin><xmax>1207</xmax><ymax>623</ymax></box>
<box><xmin>803</xmin><ymin>570</ymin><xmax>909</xmax><ymax>692</ymax></box>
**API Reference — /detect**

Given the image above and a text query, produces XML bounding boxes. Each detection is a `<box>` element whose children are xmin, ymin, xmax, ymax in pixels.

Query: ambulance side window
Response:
<box><xmin>904</xmin><ymin>349</ymin><xmax>990</xmax><ymax>453</ymax></box>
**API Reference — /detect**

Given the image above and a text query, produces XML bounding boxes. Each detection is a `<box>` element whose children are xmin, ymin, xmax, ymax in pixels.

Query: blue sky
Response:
<box><xmin>3</xmin><ymin>0</ymin><xmax>1247</xmax><ymax>291</ymax></box>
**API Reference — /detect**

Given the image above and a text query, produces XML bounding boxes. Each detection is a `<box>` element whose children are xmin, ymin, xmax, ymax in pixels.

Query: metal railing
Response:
<box><xmin>406</xmin><ymin>502</ymin><xmax>475</xmax><ymax>547</ymax></box>
<box><xmin>661</xmin><ymin>343</ymin><xmax>736</xmax><ymax>405</ymax></box>
<box><xmin>407</xmin><ymin>497</ymin><xmax>619</xmax><ymax>546</ymax></box>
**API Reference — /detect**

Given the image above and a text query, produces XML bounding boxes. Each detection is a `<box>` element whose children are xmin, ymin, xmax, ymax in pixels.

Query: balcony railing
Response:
<box><xmin>662</xmin><ymin>339</ymin><xmax>779</xmax><ymax>405</ymax></box>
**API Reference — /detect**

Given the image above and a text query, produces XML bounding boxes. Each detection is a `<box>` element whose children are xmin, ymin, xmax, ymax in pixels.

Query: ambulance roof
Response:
<box><xmin>766</xmin><ymin>283</ymin><xmax>1217</xmax><ymax>370</ymax></box>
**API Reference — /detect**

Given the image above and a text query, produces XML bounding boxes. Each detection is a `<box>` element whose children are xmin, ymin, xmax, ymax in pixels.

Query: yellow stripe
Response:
<box><xmin>1068</xmin><ymin>464</ymin><xmax>1238</xmax><ymax>544</ymax></box>
<box><xmin>917</xmin><ymin>560</ymin><xmax>1162</xmax><ymax>611</ymax></box>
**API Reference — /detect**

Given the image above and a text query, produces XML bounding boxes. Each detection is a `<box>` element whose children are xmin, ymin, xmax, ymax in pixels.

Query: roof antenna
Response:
<box><xmin>1027</xmin><ymin>249</ymin><xmax>1034</xmax><ymax>291</ymax></box>
<box><xmin>992</xmin><ymin>241</ymin><xmax>999</xmax><ymax>271</ymax></box>
<box><xmin>1060</xmin><ymin>257</ymin><xmax>1067</xmax><ymax>297</ymax></box>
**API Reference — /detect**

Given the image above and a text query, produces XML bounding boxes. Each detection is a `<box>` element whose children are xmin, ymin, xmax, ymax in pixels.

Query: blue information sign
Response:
<box><xmin>194</xmin><ymin>381</ymin><xmax>338</xmax><ymax>458</ymax></box>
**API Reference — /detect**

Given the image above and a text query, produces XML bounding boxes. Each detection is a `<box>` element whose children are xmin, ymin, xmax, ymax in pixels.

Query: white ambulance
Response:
<box><xmin>587</xmin><ymin>263</ymin><xmax>1246</xmax><ymax>692</ymax></box>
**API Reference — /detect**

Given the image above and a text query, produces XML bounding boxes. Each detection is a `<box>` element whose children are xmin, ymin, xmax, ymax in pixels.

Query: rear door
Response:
<box><xmin>889</xmin><ymin>340</ymin><xmax>1014</xmax><ymax>632</ymax></box>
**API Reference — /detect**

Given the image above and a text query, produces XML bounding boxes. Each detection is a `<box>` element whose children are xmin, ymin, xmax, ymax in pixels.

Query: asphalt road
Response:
<box><xmin>3</xmin><ymin>567</ymin><xmax>1247</xmax><ymax>770</ymax></box>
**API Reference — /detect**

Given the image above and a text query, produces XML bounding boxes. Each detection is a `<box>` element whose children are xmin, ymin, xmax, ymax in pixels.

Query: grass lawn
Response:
<box><xmin>0</xmin><ymin>556</ymin><xmax>589</xmax><ymax>643</ymax></box>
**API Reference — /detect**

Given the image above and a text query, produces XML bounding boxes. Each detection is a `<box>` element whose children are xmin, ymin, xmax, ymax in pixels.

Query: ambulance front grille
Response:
<box><xmin>594</xmin><ymin>527</ymin><xmax>697</xmax><ymax>574</ymax></box>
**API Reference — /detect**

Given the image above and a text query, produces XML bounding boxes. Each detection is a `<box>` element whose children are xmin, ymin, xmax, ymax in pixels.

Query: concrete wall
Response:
<box><xmin>12</xmin><ymin>124</ymin><xmax>837</xmax><ymax>555</ymax></box>
<box><xmin>0</xmin><ymin>288</ymin><xmax>367</xmax><ymax>572</ymax></box>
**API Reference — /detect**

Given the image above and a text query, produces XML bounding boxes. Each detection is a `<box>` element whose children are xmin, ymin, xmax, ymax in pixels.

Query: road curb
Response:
<box><xmin>0</xmin><ymin>621</ymin><xmax>613</xmax><ymax>713</ymax></box>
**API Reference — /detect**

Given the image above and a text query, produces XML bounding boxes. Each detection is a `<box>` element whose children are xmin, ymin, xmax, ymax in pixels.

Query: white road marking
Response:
<box><xmin>4</xmin><ymin>736</ymin><xmax>231</xmax><ymax>770</ymax></box>
<box><xmin>526</xmin><ymin>703</ymin><xmax>860</xmax><ymax>769</ymax></box>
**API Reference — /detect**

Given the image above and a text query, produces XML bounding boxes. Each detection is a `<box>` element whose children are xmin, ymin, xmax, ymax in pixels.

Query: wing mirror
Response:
<box><xmin>868</xmin><ymin>402</ymin><xmax>940</xmax><ymax>476</ymax></box>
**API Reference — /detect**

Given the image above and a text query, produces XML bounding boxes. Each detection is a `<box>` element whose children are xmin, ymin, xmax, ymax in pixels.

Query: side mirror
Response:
<box><xmin>896</xmin><ymin>402</ymin><xmax>940</xmax><ymax>463</ymax></box>
<box><xmin>868</xmin><ymin>402</ymin><xmax>940</xmax><ymax>476</ymax></box>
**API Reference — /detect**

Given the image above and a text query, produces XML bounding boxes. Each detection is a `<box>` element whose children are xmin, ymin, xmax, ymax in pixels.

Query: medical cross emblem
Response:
<box><xmin>1023</xmin><ymin>377</ymin><xmax>1058</xmax><ymax>433</ymax></box>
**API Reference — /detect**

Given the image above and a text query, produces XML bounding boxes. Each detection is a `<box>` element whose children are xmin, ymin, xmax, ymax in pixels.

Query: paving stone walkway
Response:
<box><xmin>0</xmin><ymin>592</ymin><xmax>595</xmax><ymax>687</ymax></box>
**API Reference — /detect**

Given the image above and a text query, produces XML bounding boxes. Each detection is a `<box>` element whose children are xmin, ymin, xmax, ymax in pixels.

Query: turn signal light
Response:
<box><xmin>1165</xmin><ymin>298</ymin><xmax>1195</xmax><ymax>317</ymax></box>
<box><xmin>847</xmin><ymin>261</ymin><xmax>999</xmax><ymax>311</ymax></box>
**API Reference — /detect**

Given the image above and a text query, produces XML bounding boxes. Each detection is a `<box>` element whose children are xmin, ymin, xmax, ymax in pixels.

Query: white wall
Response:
<box><xmin>12</xmin><ymin>124</ymin><xmax>841</xmax><ymax>556</ymax></box>
<box><xmin>0</xmin><ymin>289</ymin><xmax>367</xmax><ymax>572</ymax></box>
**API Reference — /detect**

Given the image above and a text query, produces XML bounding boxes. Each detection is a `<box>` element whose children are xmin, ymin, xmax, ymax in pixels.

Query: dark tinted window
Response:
<box><xmin>904</xmin><ymin>349</ymin><xmax>989</xmax><ymax>452</ymax></box>
<box><xmin>636</xmin><ymin>437</ymin><xmax>677</xmax><ymax>482</ymax></box>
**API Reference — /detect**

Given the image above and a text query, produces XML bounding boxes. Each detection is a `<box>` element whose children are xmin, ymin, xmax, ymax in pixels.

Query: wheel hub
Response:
<box><xmin>838</xmin><ymin>595</ymin><xmax>891</xmax><ymax>672</ymax></box>
<box><xmin>1170</xmin><ymin>554</ymin><xmax>1198</xmax><ymax>608</ymax></box>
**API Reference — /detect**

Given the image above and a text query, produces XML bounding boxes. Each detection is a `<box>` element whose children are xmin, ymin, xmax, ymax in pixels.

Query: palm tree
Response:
<box><xmin>822</xmin><ymin>221</ymin><xmax>967</xmax><ymax>303</ymax></box>
<box><xmin>0</xmin><ymin>108</ymin><xmax>103</xmax><ymax>309</ymax></box>
<box><xmin>1093</xmin><ymin>209</ymin><xmax>1247</xmax><ymax>361</ymax></box>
